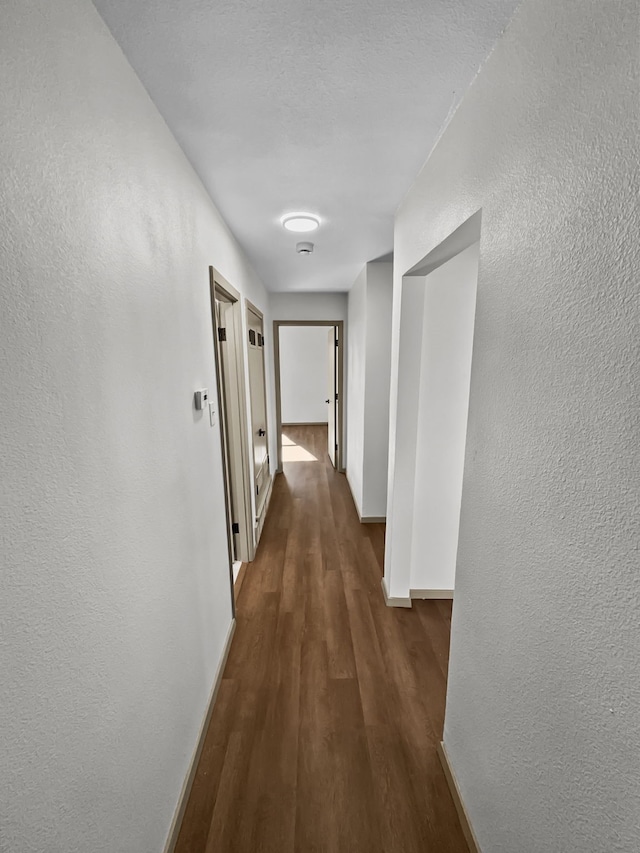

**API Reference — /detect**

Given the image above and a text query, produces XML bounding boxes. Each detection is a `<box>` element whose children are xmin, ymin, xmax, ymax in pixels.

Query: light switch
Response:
<box><xmin>209</xmin><ymin>401</ymin><xmax>216</xmax><ymax>427</ymax></box>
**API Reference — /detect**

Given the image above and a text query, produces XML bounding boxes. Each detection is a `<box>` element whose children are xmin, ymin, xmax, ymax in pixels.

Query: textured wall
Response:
<box><xmin>390</xmin><ymin>0</ymin><xmax>640</xmax><ymax>850</ymax></box>
<box><xmin>0</xmin><ymin>1</ymin><xmax>269</xmax><ymax>851</ymax></box>
<box><xmin>279</xmin><ymin>326</ymin><xmax>329</xmax><ymax>423</ymax></box>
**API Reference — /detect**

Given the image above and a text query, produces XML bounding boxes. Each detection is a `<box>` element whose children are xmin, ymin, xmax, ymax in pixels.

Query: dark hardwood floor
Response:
<box><xmin>175</xmin><ymin>425</ymin><xmax>467</xmax><ymax>853</ymax></box>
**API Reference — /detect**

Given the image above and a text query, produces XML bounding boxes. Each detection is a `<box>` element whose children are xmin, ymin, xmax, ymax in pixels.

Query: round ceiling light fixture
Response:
<box><xmin>281</xmin><ymin>213</ymin><xmax>320</xmax><ymax>233</ymax></box>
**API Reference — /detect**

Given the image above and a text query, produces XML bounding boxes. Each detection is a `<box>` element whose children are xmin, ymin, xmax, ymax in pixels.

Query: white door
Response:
<box><xmin>327</xmin><ymin>326</ymin><xmax>337</xmax><ymax>467</ymax></box>
<box><xmin>247</xmin><ymin>306</ymin><xmax>269</xmax><ymax>531</ymax></box>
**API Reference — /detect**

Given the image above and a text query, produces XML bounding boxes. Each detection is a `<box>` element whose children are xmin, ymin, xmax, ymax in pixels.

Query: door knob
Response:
<box><xmin>325</xmin><ymin>399</ymin><xmax>330</xmax><ymax>404</ymax></box>
<box><xmin>258</xmin><ymin>428</ymin><xmax>266</xmax><ymax>436</ymax></box>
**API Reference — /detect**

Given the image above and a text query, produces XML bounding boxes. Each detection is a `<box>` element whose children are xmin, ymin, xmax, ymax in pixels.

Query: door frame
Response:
<box><xmin>209</xmin><ymin>267</ymin><xmax>255</xmax><ymax>572</ymax></box>
<box><xmin>273</xmin><ymin>319</ymin><xmax>345</xmax><ymax>473</ymax></box>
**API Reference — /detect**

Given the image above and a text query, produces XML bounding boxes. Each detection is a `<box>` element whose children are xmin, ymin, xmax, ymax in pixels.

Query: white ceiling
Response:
<box><xmin>92</xmin><ymin>0</ymin><xmax>519</xmax><ymax>292</ymax></box>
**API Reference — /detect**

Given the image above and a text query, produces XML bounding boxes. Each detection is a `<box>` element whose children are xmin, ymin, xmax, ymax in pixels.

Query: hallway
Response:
<box><xmin>175</xmin><ymin>425</ymin><xmax>467</xmax><ymax>852</ymax></box>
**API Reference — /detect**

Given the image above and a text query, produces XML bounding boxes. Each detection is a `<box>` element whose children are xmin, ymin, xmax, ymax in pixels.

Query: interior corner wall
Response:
<box><xmin>347</xmin><ymin>263</ymin><xmax>393</xmax><ymax>519</ymax></box>
<box><xmin>389</xmin><ymin>1</ymin><xmax>640</xmax><ymax>851</ymax></box>
<box><xmin>383</xmin><ymin>276</ymin><xmax>427</xmax><ymax>598</ymax></box>
<box><xmin>0</xmin><ymin>1</ymin><xmax>270</xmax><ymax>851</ymax></box>
<box><xmin>361</xmin><ymin>262</ymin><xmax>393</xmax><ymax>518</ymax></box>
<box><xmin>279</xmin><ymin>325</ymin><xmax>329</xmax><ymax>424</ymax></box>
<box><xmin>346</xmin><ymin>268</ymin><xmax>367</xmax><ymax>512</ymax></box>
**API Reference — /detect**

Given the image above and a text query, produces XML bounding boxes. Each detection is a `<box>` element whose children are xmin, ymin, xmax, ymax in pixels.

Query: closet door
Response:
<box><xmin>246</xmin><ymin>304</ymin><xmax>269</xmax><ymax>532</ymax></box>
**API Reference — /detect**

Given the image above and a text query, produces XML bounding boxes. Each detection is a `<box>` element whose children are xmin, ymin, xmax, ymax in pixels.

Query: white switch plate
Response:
<box><xmin>208</xmin><ymin>401</ymin><xmax>216</xmax><ymax>427</ymax></box>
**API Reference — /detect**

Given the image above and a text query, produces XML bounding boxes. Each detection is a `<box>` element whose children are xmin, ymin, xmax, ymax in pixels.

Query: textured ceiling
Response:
<box><xmin>92</xmin><ymin>0</ymin><xmax>519</xmax><ymax>292</ymax></box>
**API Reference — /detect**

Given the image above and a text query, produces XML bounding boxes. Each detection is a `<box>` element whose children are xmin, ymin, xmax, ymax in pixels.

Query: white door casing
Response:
<box><xmin>210</xmin><ymin>267</ymin><xmax>255</xmax><ymax>565</ymax></box>
<box><xmin>274</xmin><ymin>320</ymin><xmax>344</xmax><ymax>473</ymax></box>
<box><xmin>327</xmin><ymin>326</ymin><xmax>337</xmax><ymax>467</ymax></box>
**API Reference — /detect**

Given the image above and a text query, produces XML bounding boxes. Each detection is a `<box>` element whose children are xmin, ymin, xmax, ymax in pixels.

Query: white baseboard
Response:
<box><xmin>254</xmin><ymin>472</ymin><xmax>275</xmax><ymax>547</ymax></box>
<box><xmin>345</xmin><ymin>473</ymin><xmax>386</xmax><ymax>525</ymax></box>
<box><xmin>410</xmin><ymin>588</ymin><xmax>454</xmax><ymax>600</ymax></box>
<box><xmin>437</xmin><ymin>741</ymin><xmax>481</xmax><ymax>853</ymax></box>
<box><xmin>345</xmin><ymin>473</ymin><xmax>364</xmax><ymax>519</ymax></box>
<box><xmin>162</xmin><ymin>618</ymin><xmax>236</xmax><ymax>853</ymax></box>
<box><xmin>381</xmin><ymin>576</ymin><xmax>412</xmax><ymax>608</ymax></box>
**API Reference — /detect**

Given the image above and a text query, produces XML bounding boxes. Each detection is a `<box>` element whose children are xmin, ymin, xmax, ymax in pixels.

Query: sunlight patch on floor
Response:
<box><xmin>281</xmin><ymin>434</ymin><xmax>318</xmax><ymax>462</ymax></box>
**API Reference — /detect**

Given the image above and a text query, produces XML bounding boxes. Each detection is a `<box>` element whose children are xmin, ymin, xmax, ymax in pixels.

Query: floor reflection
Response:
<box><xmin>281</xmin><ymin>433</ymin><xmax>319</xmax><ymax>462</ymax></box>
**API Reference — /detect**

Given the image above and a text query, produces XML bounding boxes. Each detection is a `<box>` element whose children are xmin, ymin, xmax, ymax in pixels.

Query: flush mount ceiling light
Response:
<box><xmin>281</xmin><ymin>213</ymin><xmax>320</xmax><ymax>233</ymax></box>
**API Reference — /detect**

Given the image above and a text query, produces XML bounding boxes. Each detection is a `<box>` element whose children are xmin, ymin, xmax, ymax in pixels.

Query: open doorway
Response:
<box><xmin>209</xmin><ymin>267</ymin><xmax>254</xmax><ymax>600</ymax></box>
<box><xmin>273</xmin><ymin>320</ymin><xmax>344</xmax><ymax>473</ymax></box>
<box><xmin>384</xmin><ymin>211</ymin><xmax>481</xmax><ymax>604</ymax></box>
<box><xmin>408</xmin><ymin>241</ymin><xmax>480</xmax><ymax>597</ymax></box>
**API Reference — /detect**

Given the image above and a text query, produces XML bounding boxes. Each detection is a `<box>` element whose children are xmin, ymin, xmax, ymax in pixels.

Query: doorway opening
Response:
<box><xmin>209</xmin><ymin>267</ymin><xmax>254</xmax><ymax>604</ymax></box>
<box><xmin>409</xmin><ymin>241</ymin><xmax>480</xmax><ymax>597</ymax></box>
<box><xmin>384</xmin><ymin>211</ymin><xmax>481</xmax><ymax>604</ymax></box>
<box><xmin>273</xmin><ymin>320</ymin><xmax>344</xmax><ymax>473</ymax></box>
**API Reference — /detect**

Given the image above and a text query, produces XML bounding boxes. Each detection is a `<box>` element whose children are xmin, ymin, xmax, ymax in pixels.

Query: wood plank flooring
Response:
<box><xmin>175</xmin><ymin>425</ymin><xmax>467</xmax><ymax>853</ymax></box>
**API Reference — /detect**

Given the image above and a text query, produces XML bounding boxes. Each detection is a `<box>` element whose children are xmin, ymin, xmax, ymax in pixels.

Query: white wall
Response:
<box><xmin>362</xmin><ymin>263</ymin><xmax>393</xmax><ymax>517</ymax></box>
<box><xmin>347</xmin><ymin>262</ymin><xmax>393</xmax><ymax>519</ymax></box>
<box><xmin>0</xmin><ymin>2</ymin><xmax>270</xmax><ymax>851</ymax></box>
<box><xmin>279</xmin><ymin>326</ymin><xmax>329</xmax><ymax>423</ymax></box>
<box><xmin>346</xmin><ymin>268</ymin><xmax>367</xmax><ymax>511</ymax></box>
<box><xmin>387</xmin><ymin>1</ymin><xmax>640</xmax><ymax>850</ymax></box>
<box><xmin>269</xmin><ymin>291</ymin><xmax>348</xmax><ymax>322</ymax></box>
<box><xmin>409</xmin><ymin>243</ymin><xmax>479</xmax><ymax>592</ymax></box>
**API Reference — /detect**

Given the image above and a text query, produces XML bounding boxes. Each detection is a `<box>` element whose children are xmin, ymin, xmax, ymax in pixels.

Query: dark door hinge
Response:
<box><xmin>218</xmin><ymin>327</ymin><xmax>226</xmax><ymax>342</ymax></box>
<box><xmin>232</xmin><ymin>522</ymin><xmax>240</xmax><ymax>535</ymax></box>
